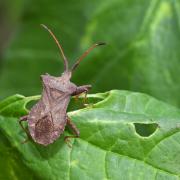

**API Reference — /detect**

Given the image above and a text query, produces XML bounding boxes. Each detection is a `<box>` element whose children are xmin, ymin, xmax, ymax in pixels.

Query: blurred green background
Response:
<box><xmin>0</xmin><ymin>0</ymin><xmax>180</xmax><ymax>107</ymax></box>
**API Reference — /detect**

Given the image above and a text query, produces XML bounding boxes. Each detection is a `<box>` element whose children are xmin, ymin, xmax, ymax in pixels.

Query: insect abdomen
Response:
<box><xmin>34</xmin><ymin>115</ymin><xmax>54</xmax><ymax>145</ymax></box>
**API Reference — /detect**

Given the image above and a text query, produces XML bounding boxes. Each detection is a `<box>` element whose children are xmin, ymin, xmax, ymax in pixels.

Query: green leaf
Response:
<box><xmin>0</xmin><ymin>94</ymin><xmax>40</xmax><ymax>117</ymax></box>
<box><xmin>0</xmin><ymin>90</ymin><xmax>180</xmax><ymax>179</ymax></box>
<box><xmin>1</xmin><ymin>0</ymin><xmax>180</xmax><ymax>108</ymax></box>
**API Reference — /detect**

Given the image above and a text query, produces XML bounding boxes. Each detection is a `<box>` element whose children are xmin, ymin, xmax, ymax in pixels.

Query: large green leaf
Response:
<box><xmin>1</xmin><ymin>0</ymin><xmax>180</xmax><ymax>108</ymax></box>
<box><xmin>0</xmin><ymin>90</ymin><xmax>180</xmax><ymax>179</ymax></box>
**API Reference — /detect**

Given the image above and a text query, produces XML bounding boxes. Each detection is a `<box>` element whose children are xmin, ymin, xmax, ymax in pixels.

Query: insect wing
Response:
<box><xmin>28</xmin><ymin>87</ymin><xmax>70</xmax><ymax>145</ymax></box>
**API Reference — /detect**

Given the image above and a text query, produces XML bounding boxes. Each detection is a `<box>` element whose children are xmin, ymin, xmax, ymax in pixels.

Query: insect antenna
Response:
<box><xmin>71</xmin><ymin>42</ymin><xmax>106</xmax><ymax>72</ymax></box>
<box><xmin>41</xmin><ymin>24</ymin><xmax>68</xmax><ymax>71</ymax></box>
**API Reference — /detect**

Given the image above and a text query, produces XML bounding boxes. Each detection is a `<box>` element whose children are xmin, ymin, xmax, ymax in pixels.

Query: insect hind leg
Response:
<box><xmin>19</xmin><ymin>115</ymin><xmax>30</xmax><ymax>144</ymax></box>
<box><xmin>64</xmin><ymin>116</ymin><xmax>80</xmax><ymax>148</ymax></box>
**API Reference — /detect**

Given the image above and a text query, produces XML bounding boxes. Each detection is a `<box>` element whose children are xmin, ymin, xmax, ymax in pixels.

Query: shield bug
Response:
<box><xmin>19</xmin><ymin>24</ymin><xmax>105</xmax><ymax>146</ymax></box>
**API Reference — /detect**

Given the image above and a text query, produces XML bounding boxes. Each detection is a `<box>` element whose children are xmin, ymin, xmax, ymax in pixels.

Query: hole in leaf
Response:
<box><xmin>134</xmin><ymin>123</ymin><xmax>158</xmax><ymax>137</ymax></box>
<box><xmin>68</xmin><ymin>96</ymin><xmax>103</xmax><ymax>111</ymax></box>
<box><xmin>26</xmin><ymin>101</ymin><xmax>36</xmax><ymax>110</ymax></box>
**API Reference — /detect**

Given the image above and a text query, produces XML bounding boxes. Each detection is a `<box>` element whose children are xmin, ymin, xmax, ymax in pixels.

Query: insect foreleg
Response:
<box><xmin>64</xmin><ymin>116</ymin><xmax>80</xmax><ymax>147</ymax></box>
<box><xmin>72</xmin><ymin>85</ymin><xmax>91</xmax><ymax>96</ymax></box>
<box><xmin>19</xmin><ymin>115</ymin><xmax>30</xmax><ymax>143</ymax></box>
<box><xmin>72</xmin><ymin>85</ymin><xmax>91</xmax><ymax>105</ymax></box>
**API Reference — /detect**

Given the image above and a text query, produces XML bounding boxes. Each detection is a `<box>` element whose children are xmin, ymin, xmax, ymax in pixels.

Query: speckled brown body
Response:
<box><xmin>21</xmin><ymin>71</ymin><xmax>91</xmax><ymax>146</ymax></box>
<box><xmin>19</xmin><ymin>24</ymin><xmax>105</xmax><ymax>146</ymax></box>
<box><xmin>28</xmin><ymin>73</ymin><xmax>76</xmax><ymax>145</ymax></box>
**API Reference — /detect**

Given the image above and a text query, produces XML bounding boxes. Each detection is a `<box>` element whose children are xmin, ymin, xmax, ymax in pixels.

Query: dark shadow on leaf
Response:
<box><xmin>32</xmin><ymin>137</ymin><xmax>66</xmax><ymax>159</ymax></box>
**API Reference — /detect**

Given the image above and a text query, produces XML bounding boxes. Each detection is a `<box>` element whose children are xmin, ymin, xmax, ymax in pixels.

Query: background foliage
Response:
<box><xmin>0</xmin><ymin>0</ymin><xmax>180</xmax><ymax>107</ymax></box>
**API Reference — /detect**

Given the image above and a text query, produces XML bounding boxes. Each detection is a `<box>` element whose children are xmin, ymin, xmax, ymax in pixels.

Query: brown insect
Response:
<box><xmin>19</xmin><ymin>24</ymin><xmax>105</xmax><ymax>146</ymax></box>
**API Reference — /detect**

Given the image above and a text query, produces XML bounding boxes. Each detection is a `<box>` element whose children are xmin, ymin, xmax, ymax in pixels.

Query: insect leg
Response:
<box><xmin>83</xmin><ymin>90</ymin><xmax>88</xmax><ymax>105</ymax></box>
<box><xmin>72</xmin><ymin>85</ymin><xmax>91</xmax><ymax>96</ymax></box>
<box><xmin>64</xmin><ymin>117</ymin><xmax>80</xmax><ymax>147</ymax></box>
<box><xmin>72</xmin><ymin>85</ymin><xmax>91</xmax><ymax>106</ymax></box>
<box><xmin>19</xmin><ymin>115</ymin><xmax>30</xmax><ymax>143</ymax></box>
